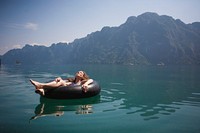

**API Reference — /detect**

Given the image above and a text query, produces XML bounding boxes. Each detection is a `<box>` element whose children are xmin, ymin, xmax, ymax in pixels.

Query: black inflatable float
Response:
<box><xmin>36</xmin><ymin>81</ymin><xmax>101</xmax><ymax>99</ymax></box>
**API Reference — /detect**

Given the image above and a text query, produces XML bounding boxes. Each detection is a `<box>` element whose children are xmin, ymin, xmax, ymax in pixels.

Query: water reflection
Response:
<box><xmin>101</xmin><ymin>81</ymin><xmax>200</xmax><ymax>121</ymax></box>
<box><xmin>125</xmin><ymin>103</ymin><xmax>180</xmax><ymax>121</ymax></box>
<box><xmin>30</xmin><ymin>95</ymin><xmax>100</xmax><ymax>121</ymax></box>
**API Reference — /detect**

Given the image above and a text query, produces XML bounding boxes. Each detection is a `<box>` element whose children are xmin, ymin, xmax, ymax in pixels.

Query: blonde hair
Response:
<box><xmin>67</xmin><ymin>71</ymin><xmax>90</xmax><ymax>84</ymax></box>
<box><xmin>81</xmin><ymin>71</ymin><xmax>90</xmax><ymax>80</ymax></box>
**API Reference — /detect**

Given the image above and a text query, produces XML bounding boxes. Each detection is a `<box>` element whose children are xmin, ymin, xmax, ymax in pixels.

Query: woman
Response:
<box><xmin>30</xmin><ymin>71</ymin><xmax>93</xmax><ymax>95</ymax></box>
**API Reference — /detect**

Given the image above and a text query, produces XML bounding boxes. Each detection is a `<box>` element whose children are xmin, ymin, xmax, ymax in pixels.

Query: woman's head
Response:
<box><xmin>75</xmin><ymin>71</ymin><xmax>89</xmax><ymax>80</ymax></box>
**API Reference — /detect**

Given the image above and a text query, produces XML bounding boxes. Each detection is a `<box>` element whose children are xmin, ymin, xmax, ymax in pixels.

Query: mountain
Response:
<box><xmin>2</xmin><ymin>12</ymin><xmax>200</xmax><ymax>65</ymax></box>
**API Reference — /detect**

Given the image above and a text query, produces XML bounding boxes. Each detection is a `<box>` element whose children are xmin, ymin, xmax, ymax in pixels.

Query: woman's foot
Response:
<box><xmin>30</xmin><ymin>79</ymin><xmax>43</xmax><ymax>90</ymax></box>
<box><xmin>35</xmin><ymin>89</ymin><xmax>45</xmax><ymax>96</ymax></box>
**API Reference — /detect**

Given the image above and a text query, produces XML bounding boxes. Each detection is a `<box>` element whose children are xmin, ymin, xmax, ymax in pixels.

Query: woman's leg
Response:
<box><xmin>30</xmin><ymin>79</ymin><xmax>65</xmax><ymax>89</ymax></box>
<box><xmin>30</xmin><ymin>79</ymin><xmax>67</xmax><ymax>96</ymax></box>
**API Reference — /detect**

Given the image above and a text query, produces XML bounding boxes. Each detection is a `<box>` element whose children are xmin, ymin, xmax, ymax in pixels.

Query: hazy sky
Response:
<box><xmin>0</xmin><ymin>0</ymin><xmax>200</xmax><ymax>55</ymax></box>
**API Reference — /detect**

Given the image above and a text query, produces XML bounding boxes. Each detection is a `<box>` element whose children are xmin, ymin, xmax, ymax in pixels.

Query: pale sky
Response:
<box><xmin>0</xmin><ymin>0</ymin><xmax>200</xmax><ymax>55</ymax></box>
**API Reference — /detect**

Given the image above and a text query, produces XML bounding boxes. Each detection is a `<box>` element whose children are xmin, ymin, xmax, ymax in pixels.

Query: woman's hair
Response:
<box><xmin>67</xmin><ymin>71</ymin><xmax>90</xmax><ymax>84</ymax></box>
<box><xmin>79</xmin><ymin>71</ymin><xmax>90</xmax><ymax>84</ymax></box>
<box><xmin>81</xmin><ymin>71</ymin><xmax>90</xmax><ymax>80</ymax></box>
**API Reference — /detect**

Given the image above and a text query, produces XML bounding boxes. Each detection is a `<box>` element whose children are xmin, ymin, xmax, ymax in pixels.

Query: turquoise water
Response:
<box><xmin>0</xmin><ymin>64</ymin><xmax>200</xmax><ymax>133</ymax></box>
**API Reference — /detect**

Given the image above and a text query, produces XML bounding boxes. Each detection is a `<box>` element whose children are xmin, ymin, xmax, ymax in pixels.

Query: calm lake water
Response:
<box><xmin>0</xmin><ymin>64</ymin><xmax>200</xmax><ymax>133</ymax></box>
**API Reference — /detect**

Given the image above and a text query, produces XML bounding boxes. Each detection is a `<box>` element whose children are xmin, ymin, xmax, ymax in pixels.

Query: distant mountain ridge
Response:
<box><xmin>2</xmin><ymin>12</ymin><xmax>200</xmax><ymax>65</ymax></box>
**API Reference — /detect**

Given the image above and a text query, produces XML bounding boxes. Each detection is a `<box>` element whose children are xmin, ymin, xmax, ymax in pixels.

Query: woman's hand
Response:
<box><xmin>82</xmin><ymin>84</ymin><xmax>88</xmax><ymax>93</ymax></box>
<box><xmin>82</xmin><ymin>79</ymin><xmax>93</xmax><ymax>93</ymax></box>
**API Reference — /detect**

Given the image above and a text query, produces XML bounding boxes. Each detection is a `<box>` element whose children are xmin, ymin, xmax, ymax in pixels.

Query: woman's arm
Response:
<box><xmin>83</xmin><ymin>79</ymin><xmax>93</xmax><ymax>86</ymax></box>
<box><xmin>82</xmin><ymin>79</ymin><xmax>93</xmax><ymax>92</ymax></box>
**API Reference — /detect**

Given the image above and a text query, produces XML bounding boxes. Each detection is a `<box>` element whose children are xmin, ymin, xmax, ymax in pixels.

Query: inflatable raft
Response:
<box><xmin>36</xmin><ymin>81</ymin><xmax>101</xmax><ymax>99</ymax></box>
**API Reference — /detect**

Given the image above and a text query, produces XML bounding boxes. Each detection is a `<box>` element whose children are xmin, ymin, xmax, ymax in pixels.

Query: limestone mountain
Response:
<box><xmin>2</xmin><ymin>12</ymin><xmax>200</xmax><ymax>65</ymax></box>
